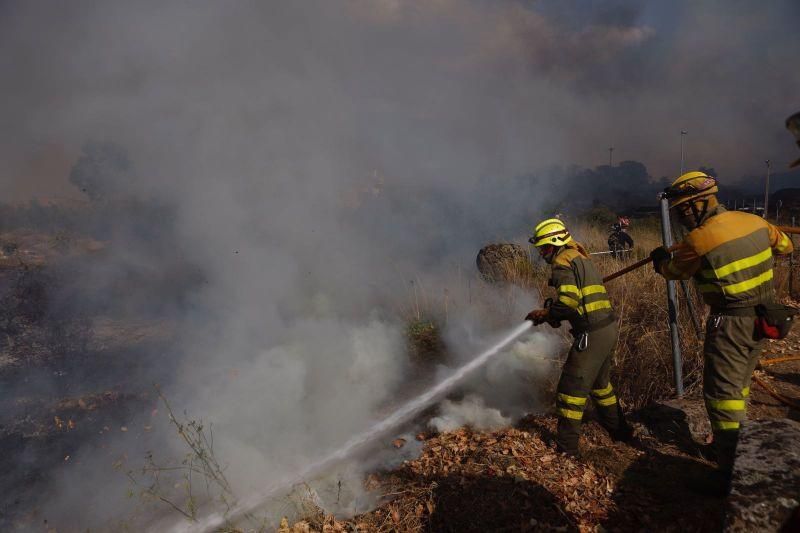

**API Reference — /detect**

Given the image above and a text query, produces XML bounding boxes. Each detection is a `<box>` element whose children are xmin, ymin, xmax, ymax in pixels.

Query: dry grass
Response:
<box><xmin>400</xmin><ymin>217</ymin><xmax>800</xmax><ymax>409</ymax></box>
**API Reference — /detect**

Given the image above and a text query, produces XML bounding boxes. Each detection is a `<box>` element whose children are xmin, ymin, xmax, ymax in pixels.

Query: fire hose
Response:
<box><xmin>602</xmin><ymin>244</ymin><xmax>683</xmax><ymax>283</ymax></box>
<box><xmin>602</xmin><ymin>225</ymin><xmax>800</xmax><ymax>284</ymax></box>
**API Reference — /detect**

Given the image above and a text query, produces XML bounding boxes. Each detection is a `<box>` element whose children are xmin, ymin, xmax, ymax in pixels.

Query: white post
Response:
<box><xmin>763</xmin><ymin>160</ymin><xmax>771</xmax><ymax>219</ymax></box>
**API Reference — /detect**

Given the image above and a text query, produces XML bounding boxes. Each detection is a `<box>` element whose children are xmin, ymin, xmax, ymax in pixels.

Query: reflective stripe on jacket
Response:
<box><xmin>658</xmin><ymin>206</ymin><xmax>793</xmax><ymax>309</ymax></box>
<box><xmin>548</xmin><ymin>242</ymin><xmax>614</xmax><ymax>329</ymax></box>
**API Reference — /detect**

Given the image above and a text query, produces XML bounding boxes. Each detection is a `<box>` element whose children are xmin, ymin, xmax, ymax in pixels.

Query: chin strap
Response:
<box><xmin>542</xmin><ymin>245</ymin><xmax>559</xmax><ymax>263</ymax></box>
<box><xmin>688</xmin><ymin>198</ymin><xmax>710</xmax><ymax>228</ymax></box>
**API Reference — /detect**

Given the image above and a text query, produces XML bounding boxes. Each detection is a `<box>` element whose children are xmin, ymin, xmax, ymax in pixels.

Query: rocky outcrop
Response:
<box><xmin>475</xmin><ymin>243</ymin><xmax>530</xmax><ymax>283</ymax></box>
<box><xmin>637</xmin><ymin>398</ymin><xmax>711</xmax><ymax>451</ymax></box>
<box><xmin>725</xmin><ymin>419</ymin><xmax>800</xmax><ymax>532</ymax></box>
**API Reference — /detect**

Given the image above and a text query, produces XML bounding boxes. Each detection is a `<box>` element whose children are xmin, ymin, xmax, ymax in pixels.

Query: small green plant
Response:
<box><xmin>406</xmin><ymin>319</ymin><xmax>446</xmax><ymax>366</ymax></box>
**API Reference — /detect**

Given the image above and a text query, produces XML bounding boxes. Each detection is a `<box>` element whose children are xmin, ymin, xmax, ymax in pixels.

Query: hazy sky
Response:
<box><xmin>0</xmin><ymin>0</ymin><xmax>798</xmax><ymax>202</ymax></box>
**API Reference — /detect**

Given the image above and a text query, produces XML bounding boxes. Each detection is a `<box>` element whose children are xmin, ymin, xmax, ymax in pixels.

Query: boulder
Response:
<box><xmin>725</xmin><ymin>419</ymin><xmax>800</xmax><ymax>532</ymax></box>
<box><xmin>637</xmin><ymin>398</ymin><xmax>711</xmax><ymax>450</ymax></box>
<box><xmin>476</xmin><ymin>243</ymin><xmax>530</xmax><ymax>283</ymax></box>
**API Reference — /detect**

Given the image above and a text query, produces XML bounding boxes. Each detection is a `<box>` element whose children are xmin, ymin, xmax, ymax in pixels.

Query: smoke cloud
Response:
<box><xmin>0</xmin><ymin>0</ymin><xmax>798</xmax><ymax>529</ymax></box>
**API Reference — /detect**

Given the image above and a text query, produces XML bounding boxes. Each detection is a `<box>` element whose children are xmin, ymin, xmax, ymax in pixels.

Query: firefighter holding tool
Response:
<box><xmin>651</xmin><ymin>171</ymin><xmax>794</xmax><ymax>477</ymax></box>
<box><xmin>525</xmin><ymin>218</ymin><xmax>631</xmax><ymax>457</ymax></box>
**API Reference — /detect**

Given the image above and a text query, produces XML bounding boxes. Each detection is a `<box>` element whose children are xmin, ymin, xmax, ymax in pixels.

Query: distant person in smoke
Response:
<box><xmin>608</xmin><ymin>216</ymin><xmax>634</xmax><ymax>250</ymax></box>
<box><xmin>650</xmin><ymin>171</ymin><xmax>793</xmax><ymax>485</ymax></box>
<box><xmin>525</xmin><ymin>218</ymin><xmax>632</xmax><ymax>457</ymax></box>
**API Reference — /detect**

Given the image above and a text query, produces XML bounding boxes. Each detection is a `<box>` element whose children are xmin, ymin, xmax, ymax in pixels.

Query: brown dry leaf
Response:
<box><xmin>391</xmin><ymin>507</ymin><xmax>400</xmax><ymax>524</ymax></box>
<box><xmin>292</xmin><ymin>521</ymin><xmax>310</xmax><ymax>533</ymax></box>
<box><xmin>392</xmin><ymin>438</ymin><xmax>406</xmax><ymax>449</ymax></box>
<box><xmin>278</xmin><ymin>517</ymin><xmax>291</xmax><ymax>533</ymax></box>
<box><xmin>415</xmin><ymin>503</ymin><xmax>424</xmax><ymax>517</ymax></box>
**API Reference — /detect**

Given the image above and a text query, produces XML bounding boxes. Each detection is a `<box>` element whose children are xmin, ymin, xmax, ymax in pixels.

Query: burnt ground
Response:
<box><xmin>1</xmin><ymin>231</ymin><xmax>799</xmax><ymax>532</ymax></box>
<box><xmin>0</xmin><ymin>320</ymin><xmax>177</xmax><ymax>531</ymax></box>
<box><xmin>0</xmin><ymin>254</ymin><xmax>179</xmax><ymax>530</ymax></box>
<box><xmin>4</xmin><ymin>326</ymin><xmax>797</xmax><ymax>532</ymax></box>
<box><xmin>3</xmin><ymin>316</ymin><xmax>798</xmax><ymax>533</ymax></box>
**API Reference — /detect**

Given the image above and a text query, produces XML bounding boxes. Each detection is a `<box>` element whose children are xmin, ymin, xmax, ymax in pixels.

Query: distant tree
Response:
<box><xmin>68</xmin><ymin>141</ymin><xmax>133</xmax><ymax>202</ymax></box>
<box><xmin>698</xmin><ymin>166</ymin><xmax>718</xmax><ymax>178</ymax></box>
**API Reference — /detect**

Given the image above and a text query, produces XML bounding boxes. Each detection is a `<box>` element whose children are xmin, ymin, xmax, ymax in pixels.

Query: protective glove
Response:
<box><xmin>650</xmin><ymin>246</ymin><xmax>671</xmax><ymax>273</ymax></box>
<box><xmin>525</xmin><ymin>308</ymin><xmax>549</xmax><ymax>325</ymax></box>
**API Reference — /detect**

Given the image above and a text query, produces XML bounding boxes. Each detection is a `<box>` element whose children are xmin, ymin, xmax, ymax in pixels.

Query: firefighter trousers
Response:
<box><xmin>703</xmin><ymin>314</ymin><xmax>765</xmax><ymax>472</ymax></box>
<box><xmin>555</xmin><ymin>322</ymin><xmax>628</xmax><ymax>455</ymax></box>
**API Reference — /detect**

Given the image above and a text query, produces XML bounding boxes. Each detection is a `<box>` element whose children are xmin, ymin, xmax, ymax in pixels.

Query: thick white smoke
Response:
<box><xmin>0</xmin><ymin>0</ymin><xmax>798</xmax><ymax>530</ymax></box>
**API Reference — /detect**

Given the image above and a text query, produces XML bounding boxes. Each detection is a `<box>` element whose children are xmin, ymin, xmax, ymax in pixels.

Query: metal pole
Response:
<box><xmin>764</xmin><ymin>159</ymin><xmax>771</xmax><ymax>219</ymax></box>
<box><xmin>609</xmin><ymin>147</ymin><xmax>614</xmax><ymax>166</ymax></box>
<box><xmin>659</xmin><ymin>193</ymin><xmax>684</xmax><ymax>396</ymax></box>
<box><xmin>680</xmin><ymin>280</ymin><xmax>703</xmax><ymax>340</ymax></box>
<box><xmin>680</xmin><ymin>130</ymin><xmax>687</xmax><ymax>174</ymax></box>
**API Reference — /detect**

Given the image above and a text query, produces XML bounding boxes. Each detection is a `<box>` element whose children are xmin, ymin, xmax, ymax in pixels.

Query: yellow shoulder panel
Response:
<box><xmin>686</xmin><ymin>211</ymin><xmax>769</xmax><ymax>255</ymax></box>
<box><xmin>553</xmin><ymin>247</ymin><xmax>582</xmax><ymax>267</ymax></box>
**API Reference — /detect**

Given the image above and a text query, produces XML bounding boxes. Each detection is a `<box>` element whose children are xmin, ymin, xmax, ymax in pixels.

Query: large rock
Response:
<box><xmin>637</xmin><ymin>398</ymin><xmax>711</xmax><ymax>449</ymax></box>
<box><xmin>476</xmin><ymin>243</ymin><xmax>530</xmax><ymax>283</ymax></box>
<box><xmin>725</xmin><ymin>419</ymin><xmax>800</xmax><ymax>532</ymax></box>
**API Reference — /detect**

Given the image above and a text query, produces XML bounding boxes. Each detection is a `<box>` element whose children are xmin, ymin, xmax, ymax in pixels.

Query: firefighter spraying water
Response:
<box><xmin>525</xmin><ymin>218</ymin><xmax>631</xmax><ymax>457</ymax></box>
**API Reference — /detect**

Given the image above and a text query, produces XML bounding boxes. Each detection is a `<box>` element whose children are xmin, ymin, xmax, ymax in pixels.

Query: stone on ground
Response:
<box><xmin>724</xmin><ymin>419</ymin><xmax>800</xmax><ymax>532</ymax></box>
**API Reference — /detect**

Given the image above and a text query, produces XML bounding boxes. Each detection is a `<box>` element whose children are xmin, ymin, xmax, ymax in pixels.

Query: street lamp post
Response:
<box><xmin>680</xmin><ymin>130</ymin><xmax>688</xmax><ymax>174</ymax></box>
<box><xmin>609</xmin><ymin>147</ymin><xmax>614</xmax><ymax>167</ymax></box>
<box><xmin>763</xmin><ymin>159</ymin><xmax>771</xmax><ymax>219</ymax></box>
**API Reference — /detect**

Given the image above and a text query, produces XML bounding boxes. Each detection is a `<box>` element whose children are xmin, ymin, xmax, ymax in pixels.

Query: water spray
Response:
<box><xmin>169</xmin><ymin>321</ymin><xmax>533</xmax><ymax>533</ymax></box>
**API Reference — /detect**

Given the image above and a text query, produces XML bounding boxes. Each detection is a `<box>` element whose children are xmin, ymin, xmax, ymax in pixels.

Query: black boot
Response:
<box><xmin>556</xmin><ymin>418</ymin><xmax>581</xmax><ymax>458</ymax></box>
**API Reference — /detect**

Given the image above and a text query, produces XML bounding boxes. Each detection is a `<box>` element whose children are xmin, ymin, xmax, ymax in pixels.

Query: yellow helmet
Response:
<box><xmin>529</xmin><ymin>218</ymin><xmax>573</xmax><ymax>247</ymax></box>
<box><xmin>664</xmin><ymin>171</ymin><xmax>719</xmax><ymax>208</ymax></box>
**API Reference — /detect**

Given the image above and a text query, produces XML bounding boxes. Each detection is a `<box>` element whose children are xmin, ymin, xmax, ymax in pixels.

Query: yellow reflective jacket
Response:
<box><xmin>658</xmin><ymin>206</ymin><xmax>793</xmax><ymax>309</ymax></box>
<box><xmin>548</xmin><ymin>242</ymin><xmax>615</xmax><ymax>330</ymax></box>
